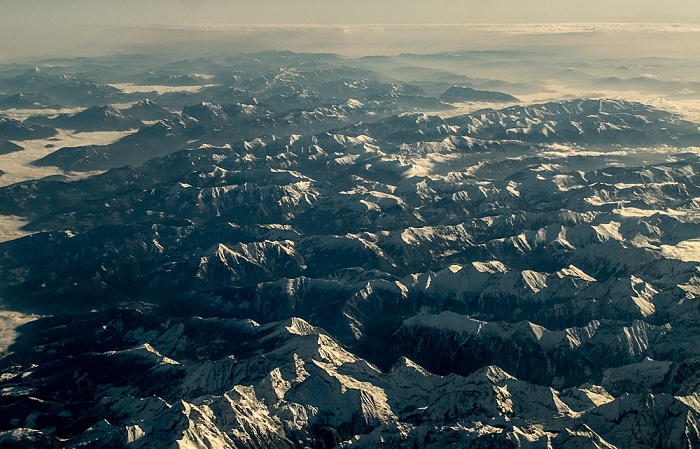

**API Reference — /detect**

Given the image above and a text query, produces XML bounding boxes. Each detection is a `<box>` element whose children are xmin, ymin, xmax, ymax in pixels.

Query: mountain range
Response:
<box><xmin>0</xmin><ymin>52</ymin><xmax>699</xmax><ymax>448</ymax></box>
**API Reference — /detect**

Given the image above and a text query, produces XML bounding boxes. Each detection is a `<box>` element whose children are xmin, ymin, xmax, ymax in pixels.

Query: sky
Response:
<box><xmin>1</xmin><ymin>1</ymin><xmax>700</xmax><ymax>60</ymax></box>
<box><xmin>3</xmin><ymin>0</ymin><xmax>700</xmax><ymax>26</ymax></box>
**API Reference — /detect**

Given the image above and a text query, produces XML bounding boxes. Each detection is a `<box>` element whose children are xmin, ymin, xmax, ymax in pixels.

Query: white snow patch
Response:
<box><xmin>677</xmin><ymin>393</ymin><xmax>700</xmax><ymax>411</ymax></box>
<box><xmin>552</xmin><ymin>174</ymin><xmax>583</xmax><ymax>191</ymax></box>
<box><xmin>529</xmin><ymin>322</ymin><xmax>547</xmax><ymax>341</ymax></box>
<box><xmin>629</xmin><ymin>276</ymin><xmax>657</xmax><ymax>317</ymax></box>
<box><xmin>402</xmin><ymin>153</ymin><xmax>461</xmax><ymax>178</ymax></box>
<box><xmin>126</xmin><ymin>424</ymin><xmax>146</xmax><ymax>443</ymax></box>
<box><xmin>285</xmin><ymin>317</ymin><xmax>318</xmax><ymax>336</ymax></box>
<box><xmin>557</xmin><ymin>265</ymin><xmax>597</xmax><ymax>283</ymax></box>
<box><xmin>581</xmin><ymin>385</ymin><xmax>615</xmax><ymax>407</ymax></box>
<box><xmin>472</xmin><ymin>260</ymin><xmax>508</xmax><ymax>273</ymax></box>
<box><xmin>592</xmin><ymin>221</ymin><xmax>623</xmax><ymax>242</ymax></box>
<box><xmin>660</xmin><ymin>238</ymin><xmax>700</xmax><ymax>262</ymax></box>
<box><xmin>346</xmin><ymin>98</ymin><xmax>364</xmax><ymax>108</ymax></box>
<box><xmin>521</xmin><ymin>270</ymin><xmax>548</xmax><ymax>293</ymax></box>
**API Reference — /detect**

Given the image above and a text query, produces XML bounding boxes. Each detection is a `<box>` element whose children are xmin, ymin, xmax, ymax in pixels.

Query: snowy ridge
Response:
<box><xmin>1</xmin><ymin>80</ymin><xmax>700</xmax><ymax>448</ymax></box>
<box><xmin>5</xmin><ymin>311</ymin><xmax>699</xmax><ymax>449</ymax></box>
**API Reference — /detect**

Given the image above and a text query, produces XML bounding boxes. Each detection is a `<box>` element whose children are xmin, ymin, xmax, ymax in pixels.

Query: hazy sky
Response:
<box><xmin>2</xmin><ymin>0</ymin><xmax>700</xmax><ymax>25</ymax></box>
<box><xmin>1</xmin><ymin>1</ymin><xmax>700</xmax><ymax>60</ymax></box>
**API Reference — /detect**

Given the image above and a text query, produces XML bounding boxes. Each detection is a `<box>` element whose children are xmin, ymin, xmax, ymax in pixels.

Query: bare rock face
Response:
<box><xmin>0</xmin><ymin>116</ymin><xmax>57</xmax><ymax>140</ymax></box>
<box><xmin>0</xmin><ymin>139</ymin><xmax>23</xmax><ymax>155</ymax></box>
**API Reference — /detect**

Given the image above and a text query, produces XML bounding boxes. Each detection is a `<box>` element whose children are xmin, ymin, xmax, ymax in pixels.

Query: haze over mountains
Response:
<box><xmin>0</xmin><ymin>36</ymin><xmax>699</xmax><ymax>448</ymax></box>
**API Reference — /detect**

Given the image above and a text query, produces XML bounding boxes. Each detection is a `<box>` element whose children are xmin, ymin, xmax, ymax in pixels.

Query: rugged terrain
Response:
<box><xmin>0</xmin><ymin>52</ymin><xmax>699</xmax><ymax>448</ymax></box>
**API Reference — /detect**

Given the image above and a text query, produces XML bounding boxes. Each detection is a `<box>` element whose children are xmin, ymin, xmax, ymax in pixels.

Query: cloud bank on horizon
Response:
<box><xmin>2</xmin><ymin>0</ymin><xmax>699</xmax><ymax>26</ymax></box>
<box><xmin>1</xmin><ymin>1</ymin><xmax>700</xmax><ymax>60</ymax></box>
